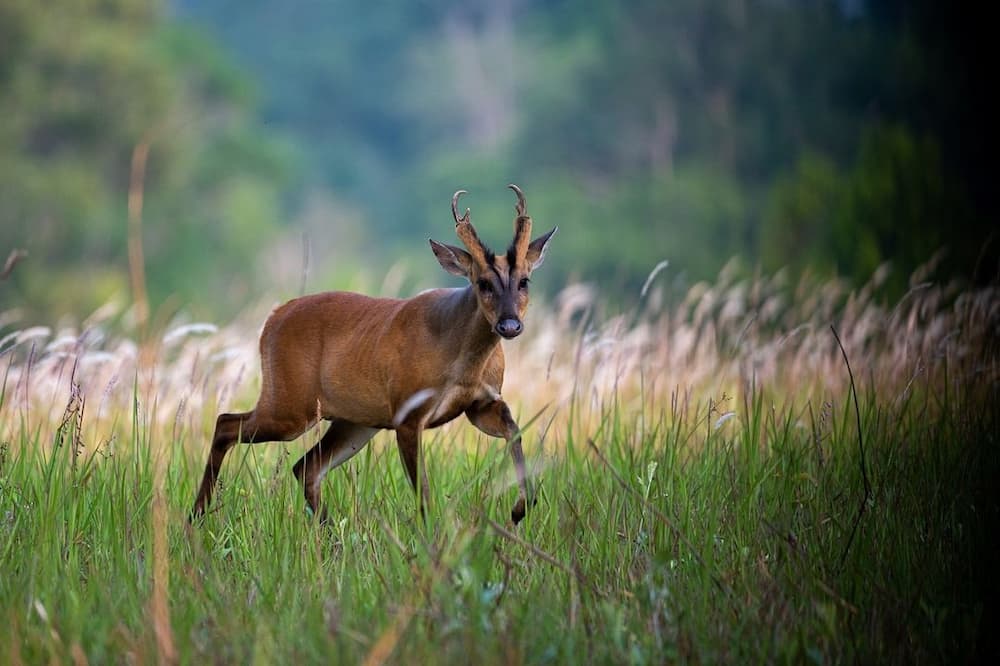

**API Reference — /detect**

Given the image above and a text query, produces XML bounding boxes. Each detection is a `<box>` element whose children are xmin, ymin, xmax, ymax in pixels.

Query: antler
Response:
<box><xmin>452</xmin><ymin>190</ymin><xmax>470</xmax><ymax>225</ymax></box>
<box><xmin>509</xmin><ymin>183</ymin><xmax>527</xmax><ymax>218</ymax></box>
<box><xmin>452</xmin><ymin>190</ymin><xmax>491</xmax><ymax>264</ymax></box>
<box><xmin>508</xmin><ymin>183</ymin><xmax>532</xmax><ymax>261</ymax></box>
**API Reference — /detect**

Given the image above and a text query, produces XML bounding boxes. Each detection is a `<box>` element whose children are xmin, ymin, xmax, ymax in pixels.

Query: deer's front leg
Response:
<box><xmin>466</xmin><ymin>399</ymin><xmax>534</xmax><ymax>525</ymax></box>
<box><xmin>395</xmin><ymin>424</ymin><xmax>431</xmax><ymax>520</ymax></box>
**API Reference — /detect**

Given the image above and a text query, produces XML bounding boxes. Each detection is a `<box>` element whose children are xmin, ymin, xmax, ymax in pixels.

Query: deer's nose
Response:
<box><xmin>495</xmin><ymin>318</ymin><xmax>523</xmax><ymax>339</ymax></box>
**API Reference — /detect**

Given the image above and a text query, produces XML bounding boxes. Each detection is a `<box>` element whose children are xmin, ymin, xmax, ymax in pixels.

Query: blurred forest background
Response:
<box><xmin>0</xmin><ymin>0</ymin><xmax>994</xmax><ymax>323</ymax></box>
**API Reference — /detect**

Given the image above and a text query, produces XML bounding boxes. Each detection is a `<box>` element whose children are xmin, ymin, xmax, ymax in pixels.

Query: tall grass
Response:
<box><xmin>0</xmin><ymin>264</ymin><xmax>996</xmax><ymax>663</ymax></box>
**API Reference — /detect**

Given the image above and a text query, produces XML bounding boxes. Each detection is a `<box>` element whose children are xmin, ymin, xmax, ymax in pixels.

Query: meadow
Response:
<box><xmin>0</xmin><ymin>265</ymin><xmax>996</xmax><ymax>664</ymax></box>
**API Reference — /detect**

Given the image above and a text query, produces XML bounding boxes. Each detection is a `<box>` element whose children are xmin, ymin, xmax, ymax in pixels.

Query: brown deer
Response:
<box><xmin>190</xmin><ymin>185</ymin><xmax>556</xmax><ymax>525</ymax></box>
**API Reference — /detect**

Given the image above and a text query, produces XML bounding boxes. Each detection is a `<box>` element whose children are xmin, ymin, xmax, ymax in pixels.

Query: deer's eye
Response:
<box><xmin>477</xmin><ymin>279</ymin><xmax>494</xmax><ymax>294</ymax></box>
<box><xmin>518</xmin><ymin>277</ymin><xmax>530</xmax><ymax>290</ymax></box>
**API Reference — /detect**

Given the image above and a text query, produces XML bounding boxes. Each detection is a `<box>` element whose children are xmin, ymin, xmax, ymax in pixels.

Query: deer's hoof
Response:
<box><xmin>511</xmin><ymin>498</ymin><xmax>527</xmax><ymax>525</ymax></box>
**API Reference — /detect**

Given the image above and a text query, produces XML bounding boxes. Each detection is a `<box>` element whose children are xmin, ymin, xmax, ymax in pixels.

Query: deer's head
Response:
<box><xmin>430</xmin><ymin>185</ymin><xmax>556</xmax><ymax>339</ymax></box>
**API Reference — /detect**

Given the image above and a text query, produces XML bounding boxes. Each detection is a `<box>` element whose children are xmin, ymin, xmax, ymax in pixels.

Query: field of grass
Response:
<box><xmin>1</xmin><ymin>268</ymin><xmax>996</xmax><ymax>663</ymax></box>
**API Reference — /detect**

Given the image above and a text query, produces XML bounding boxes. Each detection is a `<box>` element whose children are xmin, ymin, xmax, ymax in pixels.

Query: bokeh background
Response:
<box><xmin>1</xmin><ymin>0</ymin><xmax>993</xmax><ymax>323</ymax></box>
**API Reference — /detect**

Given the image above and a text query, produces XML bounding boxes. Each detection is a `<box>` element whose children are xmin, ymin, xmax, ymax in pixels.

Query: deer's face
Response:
<box><xmin>430</xmin><ymin>186</ymin><xmax>556</xmax><ymax>340</ymax></box>
<box><xmin>470</xmin><ymin>253</ymin><xmax>532</xmax><ymax>339</ymax></box>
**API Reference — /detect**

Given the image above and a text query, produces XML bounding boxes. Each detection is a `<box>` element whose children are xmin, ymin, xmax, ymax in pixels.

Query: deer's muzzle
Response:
<box><xmin>495</xmin><ymin>318</ymin><xmax>523</xmax><ymax>339</ymax></box>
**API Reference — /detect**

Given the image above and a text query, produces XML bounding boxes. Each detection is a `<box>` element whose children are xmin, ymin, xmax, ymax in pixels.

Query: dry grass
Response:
<box><xmin>4</xmin><ymin>261</ymin><xmax>993</xmax><ymax>460</ymax></box>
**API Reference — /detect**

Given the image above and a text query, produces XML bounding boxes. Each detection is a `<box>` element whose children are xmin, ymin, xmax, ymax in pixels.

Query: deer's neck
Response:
<box><xmin>437</xmin><ymin>286</ymin><xmax>499</xmax><ymax>361</ymax></box>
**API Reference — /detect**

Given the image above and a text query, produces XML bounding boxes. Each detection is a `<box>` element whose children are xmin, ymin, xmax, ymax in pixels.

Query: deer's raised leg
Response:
<box><xmin>292</xmin><ymin>420</ymin><xmax>377</xmax><ymax>523</ymax></box>
<box><xmin>466</xmin><ymin>399</ymin><xmax>534</xmax><ymax>524</ymax></box>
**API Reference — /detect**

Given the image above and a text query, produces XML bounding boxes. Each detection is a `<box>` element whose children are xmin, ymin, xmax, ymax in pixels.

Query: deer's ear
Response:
<box><xmin>430</xmin><ymin>239</ymin><xmax>473</xmax><ymax>277</ymax></box>
<box><xmin>525</xmin><ymin>227</ymin><xmax>557</xmax><ymax>271</ymax></box>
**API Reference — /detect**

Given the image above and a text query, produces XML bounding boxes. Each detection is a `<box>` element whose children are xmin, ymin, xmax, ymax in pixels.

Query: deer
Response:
<box><xmin>190</xmin><ymin>184</ymin><xmax>556</xmax><ymax>526</ymax></box>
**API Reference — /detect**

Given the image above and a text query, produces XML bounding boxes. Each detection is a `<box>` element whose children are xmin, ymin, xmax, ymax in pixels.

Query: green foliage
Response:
<box><xmin>832</xmin><ymin>125</ymin><xmax>956</xmax><ymax>292</ymax></box>
<box><xmin>172</xmin><ymin>0</ymin><xmax>990</xmax><ymax>306</ymax></box>
<box><xmin>2</xmin><ymin>0</ymin><xmax>993</xmax><ymax>321</ymax></box>
<box><xmin>0</xmin><ymin>0</ymin><xmax>294</xmax><ymax>321</ymax></box>
<box><xmin>0</xmin><ymin>0</ymin><xmax>166</xmax><ymax>314</ymax></box>
<box><xmin>762</xmin><ymin>126</ymin><xmax>969</xmax><ymax>296</ymax></box>
<box><xmin>761</xmin><ymin>152</ymin><xmax>844</xmax><ymax>277</ymax></box>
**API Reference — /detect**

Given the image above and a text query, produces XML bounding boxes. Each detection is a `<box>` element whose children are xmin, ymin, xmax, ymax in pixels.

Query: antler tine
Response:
<box><xmin>508</xmin><ymin>183</ymin><xmax>532</xmax><ymax>261</ymax></box>
<box><xmin>451</xmin><ymin>189</ymin><xmax>490</xmax><ymax>263</ymax></box>
<box><xmin>452</xmin><ymin>190</ymin><xmax>470</xmax><ymax>225</ymax></box>
<box><xmin>508</xmin><ymin>183</ymin><xmax>527</xmax><ymax>218</ymax></box>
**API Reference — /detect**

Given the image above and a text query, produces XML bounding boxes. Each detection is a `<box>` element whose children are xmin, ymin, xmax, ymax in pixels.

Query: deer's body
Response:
<box><xmin>254</xmin><ymin>288</ymin><xmax>504</xmax><ymax>430</ymax></box>
<box><xmin>191</xmin><ymin>186</ymin><xmax>555</xmax><ymax>525</ymax></box>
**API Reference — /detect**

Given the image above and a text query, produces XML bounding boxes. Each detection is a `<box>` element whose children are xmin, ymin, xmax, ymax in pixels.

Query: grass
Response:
<box><xmin>0</xmin><ymin>267</ymin><xmax>997</xmax><ymax>663</ymax></box>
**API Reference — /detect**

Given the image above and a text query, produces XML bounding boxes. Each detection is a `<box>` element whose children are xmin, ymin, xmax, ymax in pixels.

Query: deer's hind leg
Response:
<box><xmin>190</xmin><ymin>409</ymin><xmax>309</xmax><ymax>521</ymax></box>
<box><xmin>292</xmin><ymin>420</ymin><xmax>378</xmax><ymax>523</ymax></box>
